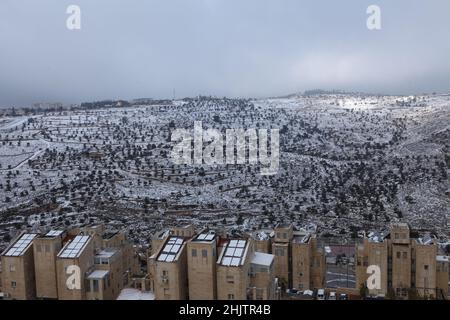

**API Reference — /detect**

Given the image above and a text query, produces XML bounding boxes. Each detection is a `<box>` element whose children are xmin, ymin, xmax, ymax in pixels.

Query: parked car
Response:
<box><xmin>339</xmin><ymin>293</ymin><xmax>348</xmax><ymax>300</ymax></box>
<box><xmin>317</xmin><ymin>289</ymin><xmax>325</xmax><ymax>300</ymax></box>
<box><xmin>303</xmin><ymin>289</ymin><xmax>314</xmax><ymax>297</ymax></box>
<box><xmin>286</xmin><ymin>289</ymin><xmax>300</xmax><ymax>296</ymax></box>
<box><xmin>296</xmin><ymin>290</ymin><xmax>314</xmax><ymax>300</ymax></box>
<box><xmin>328</xmin><ymin>292</ymin><xmax>337</xmax><ymax>300</ymax></box>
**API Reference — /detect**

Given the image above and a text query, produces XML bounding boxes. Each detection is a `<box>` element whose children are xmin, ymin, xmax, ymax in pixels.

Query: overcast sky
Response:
<box><xmin>1</xmin><ymin>0</ymin><xmax>450</xmax><ymax>107</ymax></box>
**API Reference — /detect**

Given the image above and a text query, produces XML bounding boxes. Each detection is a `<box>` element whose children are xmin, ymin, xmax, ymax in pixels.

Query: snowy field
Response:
<box><xmin>0</xmin><ymin>94</ymin><xmax>449</xmax><ymax>250</ymax></box>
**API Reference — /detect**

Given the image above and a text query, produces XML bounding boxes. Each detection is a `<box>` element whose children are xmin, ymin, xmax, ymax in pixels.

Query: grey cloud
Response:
<box><xmin>0</xmin><ymin>0</ymin><xmax>450</xmax><ymax>107</ymax></box>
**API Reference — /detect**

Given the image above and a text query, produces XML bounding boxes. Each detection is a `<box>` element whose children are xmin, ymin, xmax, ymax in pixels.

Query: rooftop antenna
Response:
<box><xmin>173</xmin><ymin>88</ymin><xmax>176</xmax><ymax>101</ymax></box>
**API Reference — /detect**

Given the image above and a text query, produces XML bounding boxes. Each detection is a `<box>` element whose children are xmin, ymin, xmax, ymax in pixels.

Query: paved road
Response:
<box><xmin>326</xmin><ymin>264</ymin><xmax>356</xmax><ymax>288</ymax></box>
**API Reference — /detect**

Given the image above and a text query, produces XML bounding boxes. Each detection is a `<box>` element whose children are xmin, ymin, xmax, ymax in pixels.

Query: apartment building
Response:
<box><xmin>390</xmin><ymin>223</ymin><xmax>412</xmax><ymax>297</ymax></box>
<box><xmin>249</xmin><ymin>251</ymin><xmax>276</xmax><ymax>300</ymax></box>
<box><xmin>187</xmin><ymin>231</ymin><xmax>217</xmax><ymax>300</ymax></box>
<box><xmin>33</xmin><ymin>230</ymin><xmax>65</xmax><ymax>299</ymax></box>
<box><xmin>0</xmin><ymin>260</ymin><xmax>3</xmax><ymax>295</ymax></box>
<box><xmin>56</xmin><ymin>234</ymin><xmax>95</xmax><ymax>300</ymax></box>
<box><xmin>101</xmin><ymin>231</ymin><xmax>140</xmax><ymax>287</ymax></box>
<box><xmin>413</xmin><ymin>236</ymin><xmax>437</xmax><ymax>298</ymax></box>
<box><xmin>150</xmin><ymin>227</ymin><xmax>277</xmax><ymax>301</ymax></box>
<box><xmin>84</xmin><ymin>249</ymin><xmax>119</xmax><ymax>300</ymax></box>
<box><xmin>172</xmin><ymin>225</ymin><xmax>195</xmax><ymax>238</ymax></box>
<box><xmin>0</xmin><ymin>233</ymin><xmax>38</xmax><ymax>299</ymax></box>
<box><xmin>272</xmin><ymin>224</ymin><xmax>293</xmax><ymax>287</ymax></box>
<box><xmin>217</xmin><ymin>238</ymin><xmax>253</xmax><ymax>300</ymax></box>
<box><xmin>0</xmin><ymin>225</ymin><xmax>141</xmax><ymax>300</ymax></box>
<box><xmin>153</xmin><ymin>236</ymin><xmax>188</xmax><ymax>300</ymax></box>
<box><xmin>292</xmin><ymin>233</ymin><xmax>326</xmax><ymax>291</ymax></box>
<box><xmin>79</xmin><ymin>225</ymin><xmax>105</xmax><ymax>248</ymax></box>
<box><xmin>355</xmin><ymin>232</ymin><xmax>389</xmax><ymax>297</ymax></box>
<box><xmin>150</xmin><ymin>230</ymin><xmax>170</xmax><ymax>256</ymax></box>
<box><xmin>252</xmin><ymin>230</ymin><xmax>272</xmax><ymax>253</ymax></box>
<box><xmin>356</xmin><ymin>223</ymin><xmax>447</xmax><ymax>299</ymax></box>
<box><xmin>86</xmin><ymin>269</ymin><xmax>111</xmax><ymax>300</ymax></box>
<box><xmin>150</xmin><ymin>224</ymin><xmax>195</xmax><ymax>257</ymax></box>
<box><xmin>436</xmin><ymin>256</ymin><xmax>449</xmax><ymax>299</ymax></box>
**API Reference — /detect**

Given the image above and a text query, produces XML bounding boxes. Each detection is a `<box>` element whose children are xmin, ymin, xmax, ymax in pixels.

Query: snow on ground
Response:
<box><xmin>117</xmin><ymin>288</ymin><xmax>155</xmax><ymax>300</ymax></box>
<box><xmin>0</xmin><ymin>94</ymin><xmax>449</xmax><ymax>250</ymax></box>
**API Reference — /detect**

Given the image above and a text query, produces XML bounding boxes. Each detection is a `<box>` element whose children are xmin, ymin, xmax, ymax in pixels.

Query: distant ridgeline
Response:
<box><xmin>0</xmin><ymin>99</ymin><xmax>175</xmax><ymax>116</ymax></box>
<box><xmin>80</xmin><ymin>99</ymin><xmax>173</xmax><ymax>109</ymax></box>
<box><xmin>303</xmin><ymin>89</ymin><xmax>361</xmax><ymax>96</ymax></box>
<box><xmin>273</xmin><ymin>89</ymin><xmax>367</xmax><ymax>99</ymax></box>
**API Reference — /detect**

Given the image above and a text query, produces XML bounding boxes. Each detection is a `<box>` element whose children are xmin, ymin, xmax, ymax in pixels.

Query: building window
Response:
<box><xmin>395</xmin><ymin>233</ymin><xmax>399</xmax><ymax>239</ymax></box>
<box><xmin>363</xmin><ymin>257</ymin><xmax>368</xmax><ymax>267</ymax></box>
<box><xmin>93</xmin><ymin>280</ymin><xmax>99</xmax><ymax>292</ymax></box>
<box><xmin>11</xmin><ymin>281</ymin><xmax>17</xmax><ymax>288</ymax></box>
<box><xmin>315</xmin><ymin>259</ymin><xmax>321</xmax><ymax>267</ymax></box>
<box><xmin>9</xmin><ymin>264</ymin><xmax>16</xmax><ymax>272</ymax></box>
<box><xmin>226</xmin><ymin>275</ymin><xmax>234</xmax><ymax>283</ymax></box>
<box><xmin>228</xmin><ymin>294</ymin><xmax>235</xmax><ymax>300</ymax></box>
<box><xmin>283</xmin><ymin>233</ymin><xmax>287</xmax><ymax>239</ymax></box>
<box><xmin>202</xmin><ymin>249</ymin><xmax>208</xmax><ymax>258</ymax></box>
<box><xmin>192</xmin><ymin>249</ymin><xmax>197</xmax><ymax>257</ymax></box>
<box><xmin>396</xmin><ymin>252</ymin><xmax>401</xmax><ymax>259</ymax></box>
<box><xmin>162</xmin><ymin>270</ymin><xmax>168</xmax><ymax>277</ymax></box>
<box><xmin>424</xmin><ymin>265</ymin><xmax>429</xmax><ymax>271</ymax></box>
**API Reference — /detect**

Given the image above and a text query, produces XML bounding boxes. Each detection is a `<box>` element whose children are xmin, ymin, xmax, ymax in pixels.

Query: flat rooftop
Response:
<box><xmin>253</xmin><ymin>230</ymin><xmax>273</xmax><ymax>241</ymax></box>
<box><xmin>157</xmin><ymin>236</ymin><xmax>185</xmax><ymax>263</ymax></box>
<box><xmin>193</xmin><ymin>232</ymin><xmax>216</xmax><ymax>242</ymax></box>
<box><xmin>367</xmin><ymin>230</ymin><xmax>389</xmax><ymax>243</ymax></box>
<box><xmin>3</xmin><ymin>233</ymin><xmax>38</xmax><ymax>257</ymax></box>
<box><xmin>176</xmin><ymin>225</ymin><xmax>193</xmax><ymax>229</ymax></box>
<box><xmin>251</xmin><ymin>252</ymin><xmax>274</xmax><ymax>267</ymax></box>
<box><xmin>44</xmin><ymin>230</ymin><xmax>64</xmax><ymax>238</ymax></box>
<box><xmin>275</xmin><ymin>223</ymin><xmax>292</xmax><ymax>229</ymax></box>
<box><xmin>95</xmin><ymin>249</ymin><xmax>117</xmax><ymax>259</ymax></box>
<box><xmin>417</xmin><ymin>234</ymin><xmax>434</xmax><ymax>245</ymax></box>
<box><xmin>87</xmin><ymin>269</ymin><xmax>109</xmax><ymax>279</ymax></box>
<box><xmin>293</xmin><ymin>234</ymin><xmax>311</xmax><ymax>244</ymax></box>
<box><xmin>390</xmin><ymin>222</ymin><xmax>409</xmax><ymax>229</ymax></box>
<box><xmin>219</xmin><ymin>239</ymin><xmax>248</xmax><ymax>267</ymax></box>
<box><xmin>437</xmin><ymin>256</ymin><xmax>450</xmax><ymax>262</ymax></box>
<box><xmin>57</xmin><ymin>235</ymin><xmax>91</xmax><ymax>259</ymax></box>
